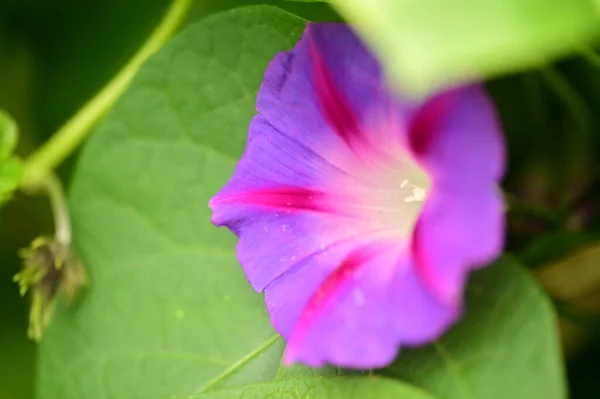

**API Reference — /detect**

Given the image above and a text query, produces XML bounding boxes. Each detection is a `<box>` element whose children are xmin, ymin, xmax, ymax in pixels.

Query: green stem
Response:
<box><xmin>19</xmin><ymin>0</ymin><xmax>192</xmax><ymax>190</ymax></box>
<box><xmin>43</xmin><ymin>174</ymin><xmax>71</xmax><ymax>246</ymax></box>
<box><xmin>540</xmin><ymin>66</ymin><xmax>591</xmax><ymax>135</ymax></box>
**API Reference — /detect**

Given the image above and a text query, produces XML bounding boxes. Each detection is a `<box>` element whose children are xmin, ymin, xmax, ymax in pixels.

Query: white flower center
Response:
<box><xmin>347</xmin><ymin>156</ymin><xmax>431</xmax><ymax>236</ymax></box>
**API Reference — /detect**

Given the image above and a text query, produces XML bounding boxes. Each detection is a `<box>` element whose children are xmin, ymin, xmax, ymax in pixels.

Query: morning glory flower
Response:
<box><xmin>209</xmin><ymin>23</ymin><xmax>505</xmax><ymax>368</ymax></box>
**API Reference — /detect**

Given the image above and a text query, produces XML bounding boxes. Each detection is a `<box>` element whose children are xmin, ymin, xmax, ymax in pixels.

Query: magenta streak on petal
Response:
<box><xmin>410</xmin><ymin>218</ymin><xmax>456</xmax><ymax>306</ymax></box>
<box><xmin>209</xmin><ymin>187</ymin><xmax>337</xmax><ymax>214</ymax></box>
<box><xmin>408</xmin><ymin>90</ymin><xmax>461</xmax><ymax>157</ymax></box>
<box><xmin>308</xmin><ymin>28</ymin><xmax>366</xmax><ymax>152</ymax></box>
<box><xmin>284</xmin><ymin>247</ymin><xmax>378</xmax><ymax>364</ymax></box>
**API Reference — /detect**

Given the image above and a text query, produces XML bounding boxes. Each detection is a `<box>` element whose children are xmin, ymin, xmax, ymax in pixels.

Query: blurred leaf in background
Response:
<box><xmin>329</xmin><ymin>0</ymin><xmax>600</xmax><ymax>95</ymax></box>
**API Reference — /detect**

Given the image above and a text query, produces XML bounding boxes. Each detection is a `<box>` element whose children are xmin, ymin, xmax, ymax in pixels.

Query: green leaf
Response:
<box><xmin>36</xmin><ymin>6</ymin><xmax>310</xmax><ymax>399</ymax></box>
<box><xmin>173</xmin><ymin>376</ymin><xmax>439</xmax><ymax>399</ymax></box>
<box><xmin>0</xmin><ymin>109</ymin><xmax>17</xmax><ymax>160</ymax></box>
<box><xmin>0</xmin><ymin>110</ymin><xmax>22</xmax><ymax>203</ymax></box>
<box><xmin>0</xmin><ymin>157</ymin><xmax>23</xmax><ymax>198</ymax></box>
<box><xmin>382</xmin><ymin>257</ymin><xmax>566</xmax><ymax>399</ymax></box>
<box><xmin>330</xmin><ymin>0</ymin><xmax>600</xmax><ymax>95</ymax></box>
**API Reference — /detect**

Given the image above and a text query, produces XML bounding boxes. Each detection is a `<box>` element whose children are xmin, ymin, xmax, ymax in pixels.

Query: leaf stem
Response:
<box><xmin>540</xmin><ymin>66</ymin><xmax>591</xmax><ymax>135</ymax></box>
<box><xmin>43</xmin><ymin>174</ymin><xmax>72</xmax><ymax>246</ymax></box>
<box><xmin>19</xmin><ymin>0</ymin><xmax>192</xmax><ymax>190</ymax></box>
<box><xmin>197</xmin><ymin>334</ymin><xmax>281</xmax><ymax>394</ymax></box>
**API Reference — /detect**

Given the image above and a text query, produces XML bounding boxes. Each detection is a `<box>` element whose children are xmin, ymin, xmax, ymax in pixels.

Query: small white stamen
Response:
<box><xmin>412</xmin><ymin>187</ymin><xmax>426</xmax><ymax>201</ymax></box>
<box><xmin>405</xmin><ymin>187</ymin><xmax>427</xmax><ymax>203</ymax></box>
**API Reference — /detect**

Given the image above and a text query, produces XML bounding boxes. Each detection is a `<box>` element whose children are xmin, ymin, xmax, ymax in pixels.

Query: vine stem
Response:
<box><xmin>43</xmin><ymin>174</ymin><xmax>72</xmax><ymax>246</ymax></box>
<box><xmin>540</xmin><ymin>66</ymin><xmax>591</xmax><ymax>136</ymax></box>
<box><xmin>19</xmin><ymin>0</ymin><xmax>192</xmax><ymax>190</ymax></box>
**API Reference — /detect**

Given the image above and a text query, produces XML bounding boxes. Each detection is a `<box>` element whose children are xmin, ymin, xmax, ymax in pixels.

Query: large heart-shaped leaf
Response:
<box><xmin>36</xmin><ymin>6</ymin><xmax>307</xmax><ymax>399</ymax></box>
<box><xmin>175</xmin><ymin>376</ymin><xmax>439</xmax><ymax>399</ymax></box>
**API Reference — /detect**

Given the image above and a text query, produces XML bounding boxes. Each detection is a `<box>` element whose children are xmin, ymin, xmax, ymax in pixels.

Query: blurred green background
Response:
<box><xmin>1</xmin><ymin>1</ymin><xmax>599</xmax><ymax>398</ymax></box>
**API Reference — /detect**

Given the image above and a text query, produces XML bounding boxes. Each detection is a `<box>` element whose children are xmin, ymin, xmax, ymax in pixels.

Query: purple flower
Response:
<box><xmin>209</xmin><ymin>23</ymin><xmax>505</xmax><ymax>368</ymax></box>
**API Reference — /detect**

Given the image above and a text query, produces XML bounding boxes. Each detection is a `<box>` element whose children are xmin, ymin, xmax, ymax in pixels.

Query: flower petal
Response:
<box><xmin>406</xmin><ymin>86</ymin><xmax>505</xmax><ymax>305</ymax></box>
<box><xmin>210</xmin><ymin>116</ymin><xmax>399</xmax><ymax>291</ymax></box>
<box><xmin>409</xmin><ymin>85</ymin><xmax>505</xmax><ymax>183</ymax></box>
<box><xmin>257</xmin><ymin>23</ymin><xmax>409</xmax><ymax>162</ymax></box>
<box><xmin>210</xmin><ymin>28</ymin><xmax>422</xmax><ymax>293</ymax></box>
<box><xmin>210</xmin><ymin>116</ymin><xmax>366</xmax><ymax>198</ymax></box>
<box><xmin>264</xmin><ymin>237</ymin><xmax>457</xmax><ymax>368</ymax></box>
<box><xmin>211</xmin><ymin>206</ymin><xmax>373</xmax><ymax>292</ymax></box>
<box><xmin>412</xmin><ymin>184</ymin><xmax>505</xmax><ymax>305</ymax></box>
<box><xmin>210</xmin><ymin>22</ymin><xmax>506</xmax><ymax>369</ymax></box>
